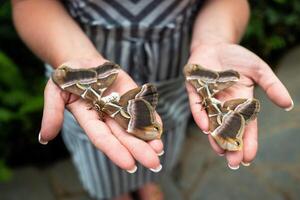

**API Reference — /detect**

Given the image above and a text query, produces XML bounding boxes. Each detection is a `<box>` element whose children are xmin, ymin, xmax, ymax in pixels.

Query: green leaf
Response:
<box><xmin>0</xmin><ymin>90</ymin><xmax>29</xmax><ymax>107</ymax></box>
<box><xmin>0</xmin><ymin>51</ymin><xmax>24</xmax><ymax>89</ymax></box>
<box><xmin>18</xmin><ymin>95</ymin><xmax>44</xmax><ymax>115</ymax></box>
<box><xmin>0</xmin><ymin>108</ymin><xmax>15</xmax><ymax>122</ymax></box>
<box><xmin>267</xmin><ymin>35</ymin><xmax>286</xmax><ymax>50</ymax></box>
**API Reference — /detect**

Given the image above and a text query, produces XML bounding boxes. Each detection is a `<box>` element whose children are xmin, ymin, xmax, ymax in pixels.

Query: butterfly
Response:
<box><xmin>52</xmin><ymin>62</ymin><xmax>162</xmax><ymax>141</ymax></box>
<box><xmin>183</xmin><ymin>64</ymin><xmax>260</xmax><ymax>151</ymax></box>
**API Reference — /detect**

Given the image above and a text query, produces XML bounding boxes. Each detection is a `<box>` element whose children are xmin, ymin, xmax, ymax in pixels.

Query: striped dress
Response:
<box><xmin>52</xmin><ymin>0</ymin><xmax>203</xmax><ymax>199</ymax></box>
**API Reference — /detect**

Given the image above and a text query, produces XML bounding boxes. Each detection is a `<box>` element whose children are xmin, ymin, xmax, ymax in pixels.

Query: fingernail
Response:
<box><xmin>241</xmin><ymin>161</ymin><xmax>251</xmax><ymax>167</ymax></box>
<box><xmin>158</xmin><ymin>150</ymin><xmax>164</xmax><ymax>156</ymax></box>
<box><xmin>150</xmin><ymin>164</ymin><xmax>162</xmax><ymax>173</ymax></box>
<box><xmin>218</xmin><ymin>153</ymin><xmax>225</xmax><ymax>157</ymax></box>
<box><xmin>126</xmin><ymin>165</ymin><xmax>137</xmax><ymax>174</ymax></box>
<box><xmin>202</xmin><ymin>130</ymin><xmax>210</xmax><ymax>134</ymax></box>
<box><xmin>38</xmin><ymin>133</ymin><xmax>48</xmax><ymax>145</ymax></box>
<box><xmin>285</xmin><ymin>99</ymin><xmax>294</xmax><ymax>111</ymax></box>
<box><xmin>228</xmin><ymin>163</ymin><xmax>240</xmax><ymax>170</ymax></box>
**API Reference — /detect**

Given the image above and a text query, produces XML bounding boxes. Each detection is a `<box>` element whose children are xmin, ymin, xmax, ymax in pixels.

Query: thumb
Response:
<box><xmin>253</xmin><ymin>60</ymin><xmax>293</xmax><ymax>111</ymax></box>
<box><xmin>39</xmin><ymin>79</ymin><xmax>66</xmax><ymax>144</ymax></box>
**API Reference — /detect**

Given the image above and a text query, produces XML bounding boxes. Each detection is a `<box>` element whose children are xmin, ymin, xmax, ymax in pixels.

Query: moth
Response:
<box><xmin>52</xmin><ymin>62</ymin><xmax>162</xmax><ymax>141</ymax></box>
<box><xmin>94</xmin><ymin>84</ymin><xmax>162</xmax><ymax>141</ymax></box>
<box><xmin>210</xmin><ymin>98</ymin><xmax>260</xmax><ymax>151</ymax></box>
<box><xmin>183</xmin><ymin>64</ymin><xmax>260</xmax><ymax>151</ymax></box>
<box><xmin>183</xmin><ymin>64</ymin><xmax>240</xmax><ymax>98</ymax></box>
<box><xmin>52</xmin><ymin>62</ymin><xmax>120</xmax><ymax>102</ymax></box>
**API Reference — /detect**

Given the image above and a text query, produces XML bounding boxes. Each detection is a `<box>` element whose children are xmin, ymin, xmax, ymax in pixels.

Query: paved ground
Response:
<box><xmin>1</xmin><ymin>46</ymin><xmax>300</xmax><ymax>200</ymax></box>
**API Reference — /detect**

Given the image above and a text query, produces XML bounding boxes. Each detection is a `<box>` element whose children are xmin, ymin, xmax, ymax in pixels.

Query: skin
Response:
<box><xmin>11</xmin><ymin>0</ymin><xmax>293</xmax><ymax>199</ymax></box>
<box><xmin>11</xmin><ymin>0</ymin><xmax>163</xmax><ymax>174</ymax></box>
<box><xmin>187</xmin><ymin>1</ymin><xmax>293</xmax><ymax>168</ymax></box>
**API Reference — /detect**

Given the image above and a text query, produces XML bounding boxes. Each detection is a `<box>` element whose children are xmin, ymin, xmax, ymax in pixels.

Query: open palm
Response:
<box><xmin>186</xmin><ymin>43</ymin><xmax>293</xmax><ymax>168</ymax></box>
<box><xmin>39</xmin><ymin>59</ymin><xmax>163</xmax><ymax>172</ymax></box>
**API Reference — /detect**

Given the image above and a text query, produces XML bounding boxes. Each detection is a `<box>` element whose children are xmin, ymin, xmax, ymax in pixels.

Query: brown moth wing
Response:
<box><xmin>208</xmin><ymin>115</ymin><xmax>220</xmax><ymax>133</ymax></box>
<box><xmin>211</xmin><ymin>111</ymin><xmax>245</xmax><ymax>151</ymax></box>
<box><xmin>184</xmin><ymin>64</ymin><xmax>219</xmax><ymax>84</ymax></box>
<box><xmin>223</xmin><ymin>98</ymin><xmax>260</xmax><ymax>123</ymax></box>
<box><xmin>127</xmin><ymin>99</ymin><xmax>162</xmax><ymax>141</ymax></box>
<box><xmin>135</xmin><ymin>84</ymin><xmax>158</xmax><ymax>108</ymax></box>
<box><xmin>205</xmin><ymin>100</ymin><xmax>223</xmax><ymax>132</ymax></box>
<box><xmin>211</xmin><ymin>70</ymin><xmax>240</xmax><ymax>95</ymax></box>
<box><xmin>91</xmin><ymin>62</ymin><xmax>120</xmax><ymax>91</ymax></box>
<box><xmin>51</xmin><ymin>66</ymin><xmax>98</xmax><ymax>98</ymax></box>
<box><xmin>100</xmin><ymin>101</ymin><xmax>131</xmax><ymax>130</ymax></box>
<box><xmin>119</xmin><ymin>84</ymin><xmax>158</xmax><ymax>109</ymax></box>
<box><xmin>119</xmin><ymin>87</ymin><xmax>142</xmax><ymax>108</ymax></box>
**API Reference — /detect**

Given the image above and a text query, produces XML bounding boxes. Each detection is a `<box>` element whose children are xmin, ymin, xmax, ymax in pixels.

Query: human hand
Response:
<box><xmin>186</xmin><ymin>43</ymin><xmax>293</xmax><ymax>169</ymax></box>
<box><xmin>39</xmin><ymin>59</ymin><xmax>164</xmax><ymax>173</ymax></box>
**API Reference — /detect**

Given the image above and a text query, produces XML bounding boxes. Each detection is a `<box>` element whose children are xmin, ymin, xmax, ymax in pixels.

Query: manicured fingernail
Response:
<box><xmin>202</xmin><ymin>130</ymin><xmax>210</xmax><ymax>134</ymax></box>
<box><xmin>285</xmin><ymin>99</ymin><xmax>294</xmax><ymax>111</ymax></box>
<box><xmin>158</xmin><ymin>150</ymin><xmax>164</xmax><ymax>156</ymax></box>
<box><xmin>126</xmin><ymin>165</ymin><xmax>137</xmax><ymax>174</ymax></box>
<box><xmin>228</xmin><ymin>163</ymin><xmax>239</xmax><ymax>170</ymax></box>
<box><xmin>241</xmin><ymin>161</ymin><xmax>251</xmax><ymax>167</ymax></box>
<box><xmin>218</xmin><ymin>153</ymin><xmax>225</xmax><ymax>157</ymax></box>
<box><xmin>150</xmin><ymin>164</ymin><xmax>162</xmax><ymax>173</ymax></box>
<box><xmin>38</xmin><ymin>133</ymin><xmax>48</xmax><ymax>145</ymax></box>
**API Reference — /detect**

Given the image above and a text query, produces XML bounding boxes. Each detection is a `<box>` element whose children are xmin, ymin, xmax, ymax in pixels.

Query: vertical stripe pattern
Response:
<box><xmin>52</xmin><ymin>0</ymin><xmax>204</xmax><ymax>199</ymax></box>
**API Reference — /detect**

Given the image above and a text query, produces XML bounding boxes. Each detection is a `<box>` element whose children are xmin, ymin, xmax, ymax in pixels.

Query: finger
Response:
<box><xmin>208</xmin><ymin>135</ymin><xmax>225</xmax><ymax>155</ymax></box>
<box><xmin>226</xmin><ymin>149</ymin><xmax>243</xmax><ymax>170</ymax></box>
<box><xmin>68</xmin><ymin>101</ymin><xmax>136</xmax><ymax>171</ymax></box>
<box><xmin>148</xmin><ymin>113</ymin><xmax>164</xmax><ymax>155</ymax></box>
<box><xmin>242</xmin><ymin>120</ymin><xmax>258</xmax><ymax>165</ymax></box>
<box><xmin>106</xmin><ymin>117</ymin><xmax>162</xmax><ymax>171</ymax></box>
<box><xmin>39</xmin><ymin>79</ymin><xmax>66</xmax><ymax>144</ymax></box>
<box><xmin>148</xmin><ymin>139</ymin><xmax>164</xmax><ymax>156</ymax></box>
<box><xmin>254</xmin><ymin>61</ymin><xmax>293</xmax><ymax>110</ymax></box>
<box><xmin>186</xmin><ymin>83</ymin><xmax>209</xmax><ymax>131</ymax></box>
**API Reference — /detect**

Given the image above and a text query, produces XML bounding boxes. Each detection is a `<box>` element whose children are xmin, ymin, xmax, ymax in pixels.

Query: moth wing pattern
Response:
<box><xmin>135</xmin><ymin>84</ymin><xmax>158</xmax><ymax>108</ymax></box>
<box><xmin>118</xmin><ymin>87</ymin><xmax>143</xmax><ymax>107</ymax></box>
<box><xmin>184</xmin><ymin>64</ymin><xmax>219</xmax><ymax>84</ymax></box>
<box><xmin>126</xmin><ymin>98</ymin><xmax>162</xmax><ymax>140</ymax></box>
<box><xmin>51</xmin><ymin>66</ymin><xmax>98</xmax><ymax>98</ymax></box>
<box><xmin>119</xmin><ymin>84</ymin><xmax>158</xmax><ymax>108</ymax></box>
<box><xmin>127</xmin><ymin>99</ymin><xmax>156</xmax><ymax>131</ymax></box>
<box><xmin>211</xmin><ymin>111</ymin><xmax>245</xmax><ymax>151</ymax></box>
<box><xmin>92</xmin><ymin>62</ymin><xmax>120</xmax><ymax>90</ymax></box>
<box><xmin>211</xmin><ymin>70</ymin><xmax>240</xmax><ymax>94</ymax></box>
<box><xmin>223</xmin><ymin>98</ymin><xmax>260</xmax><ymax>123</ymax></box>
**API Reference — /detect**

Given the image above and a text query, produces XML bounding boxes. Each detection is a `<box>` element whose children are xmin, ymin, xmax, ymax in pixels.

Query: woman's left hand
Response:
<box><xmin>186</xmin><ymin>43</ymin><xmax>293</xmax><ymax>169</ymax></box>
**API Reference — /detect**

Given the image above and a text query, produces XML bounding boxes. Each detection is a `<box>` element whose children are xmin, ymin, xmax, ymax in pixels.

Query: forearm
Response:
<box><xmin>11</xmin><ymin>0</ymin><xmax>103</xmax><ymax>68</ymax></box>
<box><xmin>191</xmin><ymin>0</ymin><xmax>250</xmax><ymax>51</ymax></box>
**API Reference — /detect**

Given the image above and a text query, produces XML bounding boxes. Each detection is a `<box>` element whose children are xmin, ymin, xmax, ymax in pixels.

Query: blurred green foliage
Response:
<box><xmin>0</xmin><ymin>0</ymin><xmax>299</xmax><ymax>181</ymax></box>
<box><xmin>242</xmin><ymin>0</ymin><xmax>300</xmax><ymax>62</ymax></box>
<box><xmin>0</xmin><ymin>2</ymin><xmax>44</xmax><ymax>181</ymax></box>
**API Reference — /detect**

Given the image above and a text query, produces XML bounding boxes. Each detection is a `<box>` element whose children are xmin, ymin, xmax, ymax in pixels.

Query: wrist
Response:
<box><xmin>190</xmin><ymin>33</ymin><xmax>236</xmax><ymax>54</ymax></box>
<box><xmin>52</xmin><ymin>52</ymin><xmax>107</xmax><ymax>69</ymax></box>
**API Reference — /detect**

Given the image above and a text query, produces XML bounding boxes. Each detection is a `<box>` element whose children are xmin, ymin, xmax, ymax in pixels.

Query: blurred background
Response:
<box><xmin>0</xmin><ymin>0</ymin><xmax>300</xmax><ymax>199</ymax></box>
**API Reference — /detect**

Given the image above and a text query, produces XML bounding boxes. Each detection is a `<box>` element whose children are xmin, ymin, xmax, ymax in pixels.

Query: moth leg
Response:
<box><xmin>210</xmin><ymin>97</ymin><xmax>223</xmax><ymax>115</ymax></box>
<box><xmin>75</xmin><ymin>83</ymin><xmax>102</xmax><ymax>100</ymax></box>
<box><xmin>104</xmin><ymin>102</ymin><xmax>124</xmax><ymax>118</ymax></box>
<box><xmin>97</xmin><ymin>88</ymin><xmax>107</xmax><ymax>100</ymax></box>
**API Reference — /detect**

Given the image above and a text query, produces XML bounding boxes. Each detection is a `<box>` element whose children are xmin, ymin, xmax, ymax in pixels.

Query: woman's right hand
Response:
<box><xmin>39</xmin><ymin>59</ymin><xmax>164</xmax><ymax>173</ymax></box>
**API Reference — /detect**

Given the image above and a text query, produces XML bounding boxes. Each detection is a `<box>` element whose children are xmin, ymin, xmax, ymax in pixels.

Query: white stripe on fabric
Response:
<box><xmin>90</xmin><ymin>0</ymin><xmax>131</xmax><ymax>26</ymax></box>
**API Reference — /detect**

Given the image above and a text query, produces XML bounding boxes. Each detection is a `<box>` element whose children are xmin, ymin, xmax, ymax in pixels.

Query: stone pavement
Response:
<box><xmin>1</xmin><ymin>46</ymin><xmax>300</xmax><ymax>200</ymax></box>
